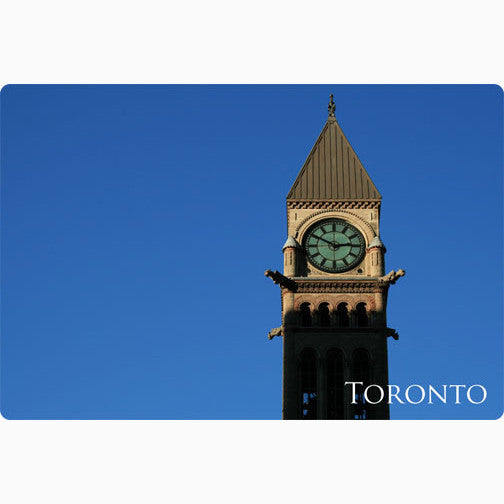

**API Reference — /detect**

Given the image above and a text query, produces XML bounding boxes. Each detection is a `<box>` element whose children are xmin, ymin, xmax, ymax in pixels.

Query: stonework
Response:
<box><xmin>266</xmin><ymin>98</ymin><xmax>405</xmax><ymax>420</ymax></box>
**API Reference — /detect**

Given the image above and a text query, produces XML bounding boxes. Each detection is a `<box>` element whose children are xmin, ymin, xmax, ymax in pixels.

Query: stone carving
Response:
<box><xmin>382</xmin><ymin>269</ymin><xmax>405</xmax><ymax>285</ymax></box>
<box><xmin>295</xmin><ymin>280</ymin><xmax>385</xmax><ymax>294</ymax></box>
<box><xmin>264</xmin><ymin>269</ymin><xmax>297</xmax><ymax>291</ymax></box>
<box><xmin>287</xmin><ymin>200</ymin><xmax>380</xmax><ymax>210</ymax></box>
<box><xmin>268</xmin><ymin>327</ymin><xmax>283</xmax><ymax>340</ymax></box>
<box><xmin>385</xmin><ymin>328</ymin><xmax>399</xmax><ymax>340</ymax></box>
<box><xmin>294</xmin><ymin>209</ymin><xmax>376</xmax><ymax>241</ymax></box>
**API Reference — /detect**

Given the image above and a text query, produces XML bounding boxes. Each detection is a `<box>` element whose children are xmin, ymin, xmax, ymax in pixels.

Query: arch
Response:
<box><xmin>317</xmin><ymin>302</ymin><xmax>331</xmax><ymax>327</ymax></box>
<box><xmin>311</xmin><ymin>295</ymin><xmax>335</xmax><ymax>311</ymax></box>
<box><xmin>347</xmin><ymin>297</ymin><xmax>376</xmax><ymax>312</ymax></box>
<box><xmin>336</xmin><ymin>302</ymin><xmax>350</xmax><ymax>328</ymax></box>
<box><xmin>351</xmin><ymin>348</ymin><xmax>371</xmax><ymax>420</ymax></box>
<box><xmin>326</xmin><ymin>348</ymin><xmax>345</xmax><ymax>419</ymax></box>
<box><xmin>294</xmin><ymin>209</ymin><xmax>376</xmax><ymax>246</ymax></box>
<box><xmin>299</xmin><ymin>348</ymin><xmax>318</xmax><ymax>419</ymax></box>
<box><xmin>299</xmin><ymin>303</ymin><xmax>312</xmax><ymax>327</ymax></box>
<box><xmin>356</xmin><ymin>302</ymin><xmax>368</xmax><ymax>327</ymax></box>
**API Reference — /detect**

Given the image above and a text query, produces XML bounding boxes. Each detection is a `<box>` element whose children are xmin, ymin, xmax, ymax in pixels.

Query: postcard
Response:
<box><xmin>1</xmin><ymin>84</ymin><xmax>502</xmax><ymax>419</ymax></box>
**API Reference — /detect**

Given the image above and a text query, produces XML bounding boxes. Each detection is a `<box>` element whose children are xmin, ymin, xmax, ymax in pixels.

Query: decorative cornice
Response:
<box><xmin>286</xmin><ymin>326</ymin><xmax>390</xmax><ymax>334</ymax></box>
<box><xmin>294</xmin><ymin>279</ymin><xmax>388</xmax><ymax>294</ymax></box>
<box><xmin>267</xmin><ymin>270</ymin><xmax>404</xmax><ymax>294</ymax></box>
<box><xmin>287</xmin><ymin>200</ymin><xmax>380</xmax><ymax>210</ymax></box>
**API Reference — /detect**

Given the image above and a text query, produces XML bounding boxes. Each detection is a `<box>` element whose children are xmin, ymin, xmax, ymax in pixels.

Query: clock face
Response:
<box><xmin>302</xmin><ymin>218</ymin><xmax>365</xmax><ymax>273</ymax></box>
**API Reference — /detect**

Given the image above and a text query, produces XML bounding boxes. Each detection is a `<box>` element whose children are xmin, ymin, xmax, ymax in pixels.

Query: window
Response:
<box><xmin>300</xmin><ymin>303</ymin><xmax>312</xmax><ymax>327</ymax></box>
<box><xmin>327</xmin><ymin>349</ymin><xmax>344</xmax><ymax>419</ymax></box>
<box><xmin>352</xmin><ymin>348</ymin><xmax>371</xmax><ymax>420</ymax></box>
<box><xmin>336</xmin><ymin>302</ymin><xmax>349</xmax><ymax>327</ymax></box>
<box><xmin>299</xmin><ymin>348</ymin><xmax>318</xmax><ymax>419</ymax></box>
<box><xmin>356</xmin><ymin>302</ymin><xmax>368</xmax><ymax>327</ymax></box>
<box><xmin>318</xmin><ymin>302</ymin><xmax>331</xmax><ymax>327</ymax></box>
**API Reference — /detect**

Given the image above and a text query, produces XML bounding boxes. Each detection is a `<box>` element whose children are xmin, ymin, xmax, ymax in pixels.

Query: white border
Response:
<box><xmin>1</xmin><ymin>2</ymin><xmax>502</xmax><ymax>503</ymax></box>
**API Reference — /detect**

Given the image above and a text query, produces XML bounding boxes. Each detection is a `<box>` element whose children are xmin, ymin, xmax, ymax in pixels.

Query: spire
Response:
<box><xmin>287</xmin><ymin>107</ymin><xmax>381</xmax><ymax>201</ymax></box>
<box><xmin>328</xmin><ymin>93</ymin><xmax>336</xmax><ymax>118</ymax></box>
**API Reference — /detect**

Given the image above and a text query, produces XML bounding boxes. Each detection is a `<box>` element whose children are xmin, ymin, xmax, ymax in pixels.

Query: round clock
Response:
<box><xmin>302</xmin><ymin>218</ymin><xmax>365</xmax><ymax>273</ymax></box>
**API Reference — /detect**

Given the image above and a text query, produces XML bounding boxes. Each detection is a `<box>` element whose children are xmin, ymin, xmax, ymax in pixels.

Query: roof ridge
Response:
<box><xmin>286</xmin><ymin>117</ymin><xmax>381</xmax><ymax>201</ymax></box>
<box><xmin>336</xmin><ymin>118</ymin><xmax>381</xmax><ymax>199</ymax></box>
<box><xmin>286</xmin><ymin>121</ymin><xmax>329</xmax><ymax>200</ymax></box>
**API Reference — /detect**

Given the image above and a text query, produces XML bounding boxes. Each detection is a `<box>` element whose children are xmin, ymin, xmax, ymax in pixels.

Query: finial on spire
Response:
<box><xmin>328</xmin><ymin>93</ymin><xmax>336</xmax><ymax>118</ymax></box>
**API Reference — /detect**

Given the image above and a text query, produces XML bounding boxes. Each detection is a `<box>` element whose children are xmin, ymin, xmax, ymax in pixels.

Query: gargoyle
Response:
<box><xmin>264</xmin><ymin>269</ymin><xmax>297</xmax><ymax>291</ymax></box>
<box><xmin>385</xmin><ymin>328</ymin><xmax>399</xmax><ymax>340</ymax></box>
<box><xmin>382</xmin><ymin>269</ymin><xmax>406</xmax><ymax>285</ymax></box>
<box><xmin>268</xmin><ymin>327</ymin><xmax>283</xmax><ymax>340</ymax></box>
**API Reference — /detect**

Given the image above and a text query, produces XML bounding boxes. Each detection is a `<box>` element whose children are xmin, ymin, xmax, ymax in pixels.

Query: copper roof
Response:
<box><xmin>287</xmin><ymin>116</ymin><xmax>381</xmax><ymax>201</ymax></box>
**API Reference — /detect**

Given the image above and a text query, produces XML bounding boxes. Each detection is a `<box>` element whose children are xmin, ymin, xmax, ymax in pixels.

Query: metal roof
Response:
<box><xmin>287</xmin><ymin>116</ymin><xmax>381</xmax><ymax>201</ymax></box>
<box><xmin>282</xmin><ymin>236</ymin><xmax>300</xmax><ymax>251</ymax></box>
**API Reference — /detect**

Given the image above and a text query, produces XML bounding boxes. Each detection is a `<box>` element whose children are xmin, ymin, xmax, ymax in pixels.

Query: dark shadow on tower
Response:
<box><xmin>265</xmin><ymin>95</ymin><xmax>405</xmax><ymax>420</ymax></box>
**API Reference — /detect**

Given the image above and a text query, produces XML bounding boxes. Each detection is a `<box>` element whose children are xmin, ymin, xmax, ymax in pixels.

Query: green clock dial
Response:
<box><xmin>302</xmin><ymin>219</ymin><xmax>365</xmax><ymax>273</ymax></box>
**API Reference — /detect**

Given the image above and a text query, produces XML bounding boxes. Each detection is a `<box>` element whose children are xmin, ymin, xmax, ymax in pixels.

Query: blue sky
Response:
<box><xmin>1</xmin><ymin>84</ymin><xmax>502</xmax><ymax>419</ymax></box>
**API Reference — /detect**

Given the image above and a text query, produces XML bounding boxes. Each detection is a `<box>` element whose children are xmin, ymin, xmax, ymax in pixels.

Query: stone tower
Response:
<box><xmin>266</xmin><ymin>95</ymin><xmax>405</xmax><ymax>420</ymax></box>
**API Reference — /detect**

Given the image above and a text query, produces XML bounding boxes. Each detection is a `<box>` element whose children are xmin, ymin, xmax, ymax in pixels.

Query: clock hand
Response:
<box><xmin>314</xmin><ymin>235</ymin><xmax>334</xmax><ymax>246</ymax></box>
<box><xmin>314</xmin><ymin>236</ymin><xmax>355</xmax><ymax>248</ymax></box>
<box><xmin>322</xmin><ymin>238</ymin><xmax>353</xmax><ymax>247</ymax></box>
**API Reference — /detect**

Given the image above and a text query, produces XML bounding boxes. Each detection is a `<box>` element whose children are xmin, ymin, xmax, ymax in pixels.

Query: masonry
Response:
<box><xmin>266</xmin><ymin>95</ymin><xmax>405</xmax><ymax>420</ymax></box>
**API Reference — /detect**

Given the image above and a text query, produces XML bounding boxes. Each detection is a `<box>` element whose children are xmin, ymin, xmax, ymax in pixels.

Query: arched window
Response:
<box><xmin>300</xmin><ymin>303</ymin><xmax>312</xmax><ymax>327</ymax></box>
<box><xmin>336</xmin><ymin>302</ymin><xmax>349</xmax><ymax>327</ymax></box>
<box><xmin>327</xmin><ymin>349</ymin><xmax>344</xmax><ymax>419</ymax></box>
<box><xmin>356</xmin><ymin>302</ymin><xmax>368</xmax><ymax>327</ymax></box>
<box><xmin>318</xmin><ymin>302</ymin><xmax>331</xmax><ymax>327</ymax></box>
<box><xmin>352</xmin><ymin>348</ymin><xmax>371</xmax><ymax>420</ymax></box>
<box><xmin>299</xmin><ymin>348</ymin><xmax>318</xmax><ymax>419</ymax></box>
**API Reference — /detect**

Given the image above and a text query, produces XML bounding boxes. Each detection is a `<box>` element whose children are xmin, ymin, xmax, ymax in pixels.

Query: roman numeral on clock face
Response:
<box><xmin>304</xmin><ymin>219</ymin><xmax>364</xmax><ymax>273</ymax></box>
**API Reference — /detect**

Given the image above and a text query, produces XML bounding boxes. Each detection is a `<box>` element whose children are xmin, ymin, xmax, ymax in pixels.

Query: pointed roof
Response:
<box><xmin>287</xmin><ymin>110</ymin><xmax>381</xmax><ymax>201</ymax></box>
<box><xmin>368</xmin><ymin>235</ymin><xmax>386</xmax><ymax>250</ymax></box>
<box><xmin>282</xmin><ymin>236</ymin><xmax>300</xmax><ymax>251</ymax></box>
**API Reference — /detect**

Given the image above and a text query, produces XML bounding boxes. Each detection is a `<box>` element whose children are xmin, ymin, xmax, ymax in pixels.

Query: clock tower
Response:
<box><xmin>266</xmin><ymin>95</ymin><xmax>405</xmax><ymax>420</ymax></box>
